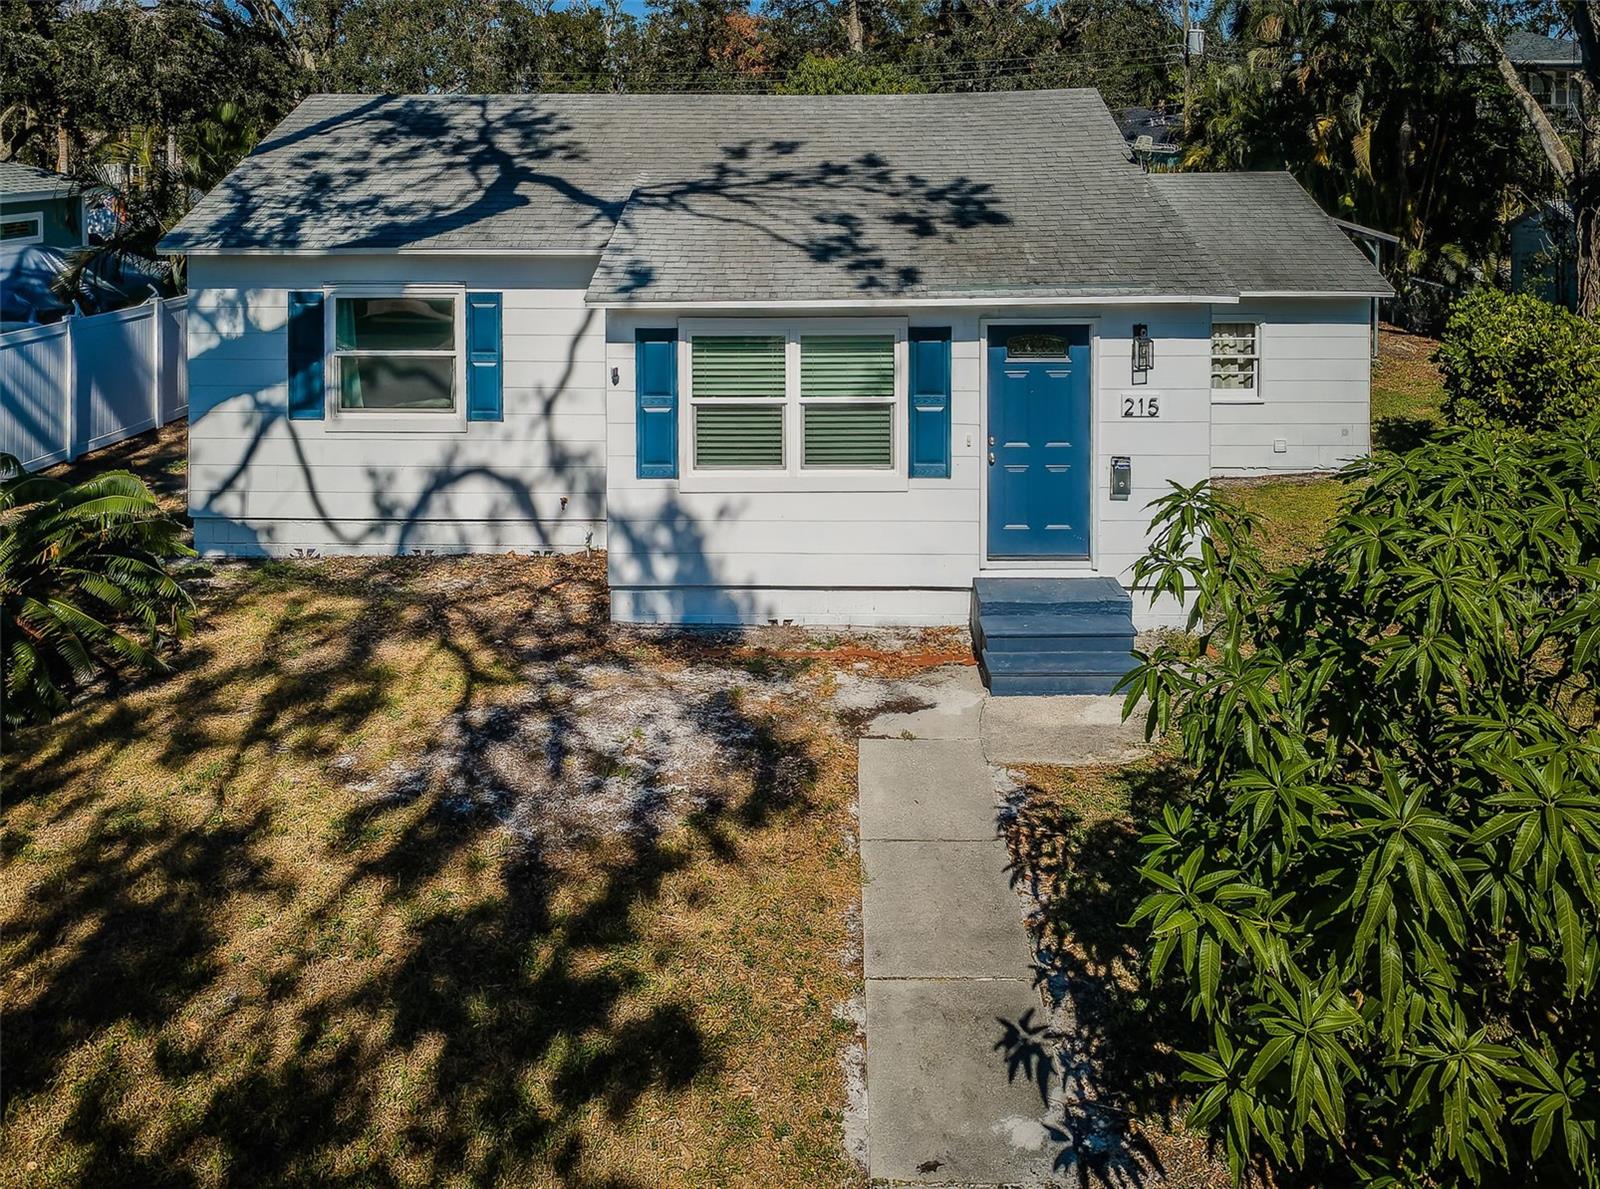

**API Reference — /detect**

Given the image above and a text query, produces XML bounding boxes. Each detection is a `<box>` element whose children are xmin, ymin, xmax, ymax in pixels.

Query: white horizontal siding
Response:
<box><xmin>606</xmin><ymin>304</ymin><xmax>1216</xmax><ymax>620</ymax></box>
<box><xmin>1209</xmin><ymin>298</ymin><xmax>1372</xmax><ymax>476</ymax></box>
<box><xmin>186</xmin><ymin>253</ymin><xmax>605</xmax><ymax>556</ymax></box>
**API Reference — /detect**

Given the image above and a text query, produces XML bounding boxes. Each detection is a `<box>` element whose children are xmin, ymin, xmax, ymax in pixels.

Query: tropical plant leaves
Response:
<box><xmin>1124</xmin><ymin>414</ymin><xmax>1600</xmax><ymax>1186</ymax></box>
<box><xmin>1</xmin><ymin>452</ymin><xmax>195</xmax><ymax>724</ymax></box>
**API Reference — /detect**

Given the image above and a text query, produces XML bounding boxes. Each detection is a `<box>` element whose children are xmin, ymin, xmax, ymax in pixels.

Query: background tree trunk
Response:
<box><xmin>844</xmin><ymin>0</ymin><xmax>864</xmax><ymax>54</ymax></box>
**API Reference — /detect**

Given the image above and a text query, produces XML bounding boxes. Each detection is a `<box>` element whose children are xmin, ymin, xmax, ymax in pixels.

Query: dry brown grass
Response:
<box><xmin>2</xmin><ymin>553</ymin><xmax>872</xmax><ymax>1188</ymax></box>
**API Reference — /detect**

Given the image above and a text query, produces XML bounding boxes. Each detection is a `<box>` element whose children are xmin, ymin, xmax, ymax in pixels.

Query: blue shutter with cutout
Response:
<box><xmin>465</xmin><ymin>292</ymin><xmax>503</xmax><ymax>421</ymax></box>
<box><xmin>909</xmin><ymin>327</ymin><xmax>952</xmax><ymax>478</ymax></box>
<box><xmin>636</xmin><ymin>329</ymin><xmax>678</xmax><ymax>478</ymax></box>
<box><xmin>287</xmin><ymin>291</ymin><xmax>325</xmax><ymax>421</ymax></box>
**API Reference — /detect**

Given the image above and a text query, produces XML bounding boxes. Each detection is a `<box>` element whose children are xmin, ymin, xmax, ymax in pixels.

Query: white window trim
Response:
<box><xmin>0</xmin><ymin>211</ymin><xmax>44</xmax><ymax>245</ymax></box>
<box><xmin>322</xmin><ymin>283</ymin><xmax>468</xmax><ymax>433</ymax></box>
<box><xmin>677</xmin><ymin>316</ymin><xmax>909</xmax><ymax>493</ymax></box>
<box><xmin>1210</xmin><ymin>318</ymin><xmax>1264</xmax><ymax>405</ymax></box>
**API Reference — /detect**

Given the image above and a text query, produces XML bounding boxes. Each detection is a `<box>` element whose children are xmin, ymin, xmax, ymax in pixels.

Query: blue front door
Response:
<box><xmin>986</xmin><ymin>325</ymin><xmax>1092</xmax><ymax>558</ymax></box>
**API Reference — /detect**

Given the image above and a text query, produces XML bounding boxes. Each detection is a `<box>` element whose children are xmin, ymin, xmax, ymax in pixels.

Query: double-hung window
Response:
<box><xmin>690</xmin><ymin>334</ymin><xmax>787</xmax><ymax>468</ymax></box>
<box><xmin>799</xmin><ymin>335</ymin><xmax>895</xmax><ymax>468</ymax></box>
<box><xmin>1211</xmin><ymin>321</ymin><xmax>1261</xmax><ymax>402</ymax></box>
<box><xmin>682</xmin><ymin>319</ymin><xmax>906</xmax><ymax>488</ymax></box>
<box><xmin>329</xmin><ymin>289</ymin><xmax>463</xmax><ymax>420</ymax></box>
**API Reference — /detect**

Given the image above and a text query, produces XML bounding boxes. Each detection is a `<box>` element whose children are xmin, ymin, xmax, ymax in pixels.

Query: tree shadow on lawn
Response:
<box><xmin>1001</xmin><ymin>759</ymin><xmax>1226</xmax><ymax>1189</ymax></box>
<box><xmin>2</xmin><ymin>554</ymin><xmax>845</xmax><ymax>1187</ymax></box>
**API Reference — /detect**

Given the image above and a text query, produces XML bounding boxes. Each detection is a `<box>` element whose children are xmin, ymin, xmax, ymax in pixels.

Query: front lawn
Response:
<box><xmin>1</xmin><ymin>553</ymin><xmax>905</xmax><ymax>1187</ymax></box>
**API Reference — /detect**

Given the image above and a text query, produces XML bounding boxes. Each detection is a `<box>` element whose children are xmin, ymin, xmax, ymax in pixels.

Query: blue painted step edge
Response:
<box><xmin>979</xmin><ymin>649</ymin><xmax>1139</xmax><ymax>676</ymax></box>
<box><xmin>980</xmin><ymin>666</ymin><xmax>1129</xmax><ymax>696</ymax></box>
<box><xmin>973</xmin><ymin>576</ymin><xmax>1132</xmax><ymax>617</ymax></box>
<box><xmin>972</xmin><ymin>610</ymin><xmax>1137</xmax><ymax>641</ymax></box>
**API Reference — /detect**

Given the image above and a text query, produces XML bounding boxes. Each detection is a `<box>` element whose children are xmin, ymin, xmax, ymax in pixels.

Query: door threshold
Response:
<box><xmin>977</xmin><ymin>563</ymin><xmax>1100</xmax><ymax>577</ymax></box>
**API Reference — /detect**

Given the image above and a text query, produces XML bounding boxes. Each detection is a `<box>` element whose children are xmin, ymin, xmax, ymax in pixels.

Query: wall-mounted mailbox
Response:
<box><xmin>1110</xmin><ymin>456</ymin><xmax>1132</xmax><ymax>500</ymax></box>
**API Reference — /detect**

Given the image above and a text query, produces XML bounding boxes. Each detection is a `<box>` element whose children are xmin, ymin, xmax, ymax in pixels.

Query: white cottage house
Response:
<box><xmin>160</xmin><ymin>90</ymin><xmax>1389</xmax><ymax>693</ymax></box>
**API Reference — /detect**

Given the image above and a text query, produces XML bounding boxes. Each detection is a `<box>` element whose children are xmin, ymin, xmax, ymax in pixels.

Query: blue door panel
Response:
<box><xmin>986</xmin><ymin>325</ymin><xmax>1091</xmax><ymax>558</ymax></box>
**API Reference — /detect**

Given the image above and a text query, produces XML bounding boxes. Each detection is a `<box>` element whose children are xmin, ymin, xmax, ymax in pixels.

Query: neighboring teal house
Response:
<box><xmin>1511</xmin><ymin>202</ymin><xmax>1578</xmax><ymax>311</ymax></box>
<box><xmin>0</xmin><ymin>160</ymin><xmax>86</xmax><ymax>249</ymax></box>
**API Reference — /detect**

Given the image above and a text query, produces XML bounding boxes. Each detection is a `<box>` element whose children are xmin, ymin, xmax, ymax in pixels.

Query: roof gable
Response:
<box><xmin>1150</xmin><ymin>172</ymin><xmax>1391</xmax><ymax>298</ymax></box>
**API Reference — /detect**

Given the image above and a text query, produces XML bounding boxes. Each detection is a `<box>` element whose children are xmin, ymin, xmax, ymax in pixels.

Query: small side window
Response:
<box><xmin>1211</xmin><ymin>322</ymin><xmax>1260</xmax><ymax>400</ymax></box>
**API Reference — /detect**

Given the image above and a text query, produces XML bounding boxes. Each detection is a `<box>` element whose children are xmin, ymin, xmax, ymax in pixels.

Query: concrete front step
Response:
<box><xmin>981</xmin><ymin>648</ymin><xmax>1138</xmax><ymax>676</ymax></box>
<box><xmin>973</xmin><ymin>574</ymin><xmax>1132</xmax><ymax>617</ymax></box>
<box><xmin>972</xmin><ymin>576</ymin><xmax>1140</xmax><ymax>697</ymax></box>
<box><xmin>980</xmin><ymin>666</ymin><xmax>1132</xmax><ymax>696</ymax></box>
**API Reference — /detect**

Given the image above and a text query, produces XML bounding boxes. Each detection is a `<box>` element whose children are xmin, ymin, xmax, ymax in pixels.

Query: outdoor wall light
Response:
<box><xmin>1131</xmin><ymin>324</ymin><xmax>1154</xmax><ymax>383</ymax></box>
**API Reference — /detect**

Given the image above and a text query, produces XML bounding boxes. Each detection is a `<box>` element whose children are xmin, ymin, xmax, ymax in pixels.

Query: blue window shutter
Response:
<box><xmin>636</xmin><ymin>329</ymin><xmax>678</xmax><ymax>478</ymax></box>
<box><xmin>287</xmin><ymin>291</ymin><xmax>324</xmax><ymax>421</ymax></box>
<box><xmin>908</xmin><ymin>327</ymin><xmax>951</xmax><ymax>478</ymax></box>
<box><xmin>465</xmin><ymin>292</ymin><xmax>503</xmax><ymax>421</ymax></box>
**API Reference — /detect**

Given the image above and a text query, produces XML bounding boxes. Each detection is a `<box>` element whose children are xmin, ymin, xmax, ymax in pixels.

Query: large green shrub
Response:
<box><xmin>1436</xmin><ymin>289</ymin><xmax>1600</xmax><ymax>429</ymax></box>
<box><xmin>1</xmin><ymin>455</ymin><xmax>194</xmax><ymax>725</ymax></box>
<box><xmin>1122</xmin><ymin>415</ymin><xmax>1600</xmax><ymax>1186</ymax></box>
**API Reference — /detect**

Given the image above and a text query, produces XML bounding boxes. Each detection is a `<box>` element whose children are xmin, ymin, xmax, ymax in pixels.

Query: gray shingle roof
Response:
<box><xmin>0</xmin><ymin>160</ymin><xmax>76</xmax><ymax>199</ymax></box>
<box><xmin>1504</xmin><ymin>30</ymin><xmax>1582</xmax><ymax>66</ymax></box>
<box><xmin>587</xmin><ymin>90</ymin><xmax>1234</xmax><ymax>304</ymax></box>
<box><xmin>1150</xmin><ymin>172</ymin><xmax>1392</xmax><ymax>297</ymax></box>
<box><xmin>161</xmin><ymin>91</ymin><xmax>1380</xmax><ymax>303</ymax></box>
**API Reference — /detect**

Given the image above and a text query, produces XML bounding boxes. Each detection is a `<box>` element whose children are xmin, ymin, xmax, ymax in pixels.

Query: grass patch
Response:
<box><xmin>2</xmin><ymin>554</ymin><xmax>865</xmax><ymax>1187</ymax></box>
<box><xmin>1215</xmin><ymin>326</ymin><xmax>1448</xmax><ymax>569</ymax></box>
<box><xmin>1371</xmin><ymin>325</ymin><xmax>1446</xmax><ymax>452</ymax></box>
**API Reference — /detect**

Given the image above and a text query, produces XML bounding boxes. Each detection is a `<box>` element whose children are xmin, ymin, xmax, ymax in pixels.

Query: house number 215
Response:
<box><xmin>1122</xmin><ymin>395</ymin><xmax>1161</xmax><ymax>418</ymax></box>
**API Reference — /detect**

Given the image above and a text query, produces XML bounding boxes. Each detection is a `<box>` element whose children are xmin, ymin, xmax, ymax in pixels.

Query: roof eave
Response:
<box><xmin>1238</xmin><ymin>287</ymin><xmax>1395</xmax><ymax>299</ymax></box>
<box><xmin>586</xmin><ymin>292</ymin><xmax>1242</xmax><ymax>310</ymax></box>
<box><xmin>159</xmin><ymin>243</ymin><xmax>607</xmax><ymax>257</ymax></box>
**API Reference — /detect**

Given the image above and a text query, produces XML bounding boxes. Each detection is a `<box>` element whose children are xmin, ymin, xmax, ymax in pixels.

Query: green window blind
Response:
<box><xmin>804</xmin><ymin>404</ymin><xmax>892</xmax><ymax>468</ymax></box>
<box><xmin>800</xmin><ymin>335</ymin><xmax>894</xmax><ymax>468</ymax></box>
<box><xmin>691</xmin><ymin>335</ymin><xmax>785</xmax><ymax>398</ymax></box>
<box><xmin>800</xmin><ymin>335</ymin><xmax>894</xmax><ymax>398</ymax></box>
<box><xmin>695</xmin><ymin>405</ymin><xmax>784</xmax><ymax>469</ymax></box>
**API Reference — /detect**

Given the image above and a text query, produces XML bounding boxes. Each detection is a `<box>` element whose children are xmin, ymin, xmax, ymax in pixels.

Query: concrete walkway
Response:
<box><xmin>859</xmin><ymin>736</ymin><xmax>1057</xmax><ymax>1182</ymax></box>
<box><xmin>855</xmin><ymin>665</ymin><xmax>1148</xmax><ymax>1185</ymax></box>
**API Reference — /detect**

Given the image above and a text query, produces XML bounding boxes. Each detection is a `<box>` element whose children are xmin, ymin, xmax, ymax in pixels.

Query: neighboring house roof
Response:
<box><xmin>161</xmin><ymin>90</ymin><xmax>1386</xmax><ymax>304</ymax></box>
<box><xmin>1116</xmin><ymin>105</ymin><xmax>1182</xmax><ymax>153</ymax></box>
<box><xmin>1151</xmin><ymin>172</ymin><xmax>1394</xmax><ymax>297</ymax></box>
<box><xmin>1504</xmin><ymin>30</ymin><xmax>1582</xmax><ymax>67</ymax></box>
<box><xmin>1512</xmin><ymin>199</ymin><xmax>1574</xmax><ymax>225</ymax></box>
<box><xmin>0</xmin><ymin>159</ymin><xmax>77</xmax><ymax>200</ymax></box>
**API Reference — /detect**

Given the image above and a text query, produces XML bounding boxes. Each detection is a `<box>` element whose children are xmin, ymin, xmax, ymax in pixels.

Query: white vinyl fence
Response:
<box><xmin>0</xmin><ymin>294</ymin><xmax>188</xmax><ymax>472</ymax></box>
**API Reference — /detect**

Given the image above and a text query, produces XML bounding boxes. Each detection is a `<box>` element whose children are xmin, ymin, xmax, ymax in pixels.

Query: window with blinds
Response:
<box><xmin>682</xmin><ymin>322</ymin><xmax>907</xmax><ymax>478</ymax></box>
<box><xmin>800</xmin><ymin>335</ymin><xmax>895</xmax><ymax>469</ymax></box>
<box><xmin>690</xmin><ymin>335</ymin><xmax>785</xmax><ymax>469</ymax></box>
<box><xmin>1211</xmin><ymin>321</ymin><xmax>1260</xmax><ymax>397</ymax></box>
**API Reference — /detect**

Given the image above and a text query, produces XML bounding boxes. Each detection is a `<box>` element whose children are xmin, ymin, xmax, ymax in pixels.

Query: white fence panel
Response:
<box><xmin>0</xmin><ymin>322</ymin><xmax>72</xmax><ymax>470</ymax></box>
<box><xmin>78</xmin><ymin>304</ymin><xmax>157</xmax><ymax>453</ymax></box>
<box><xmin>159</xmin><ymin>295</ymin><xmax>188</xmax><ymax>423</ymax></box>
<box><xmin>0</xmin><ymin>294</ymin><xmax>188</xmax><ymax>471</ymax></box>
